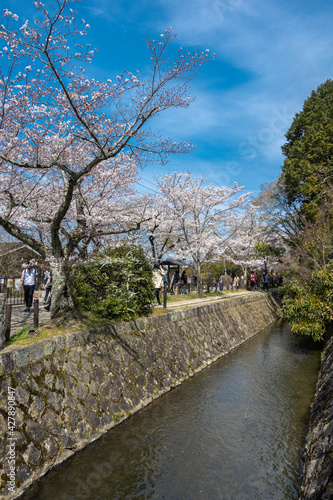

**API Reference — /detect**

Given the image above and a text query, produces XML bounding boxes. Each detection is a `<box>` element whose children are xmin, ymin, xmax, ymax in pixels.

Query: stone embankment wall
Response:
<box><xmin>0</xmin><ymin>293</ymin><xmax>280</xmax><ymax>499</ymax></box>
<box><xmin>300</xmin><ymin>335</ymin><xmax>333</xmax><ymax>499</ymax></box>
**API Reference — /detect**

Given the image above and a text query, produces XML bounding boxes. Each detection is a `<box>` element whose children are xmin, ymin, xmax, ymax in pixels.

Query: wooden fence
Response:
<box><xmin>0</xmin><ymin>277</ymin><xmax>24</xmax><ymax>305</ymax></box>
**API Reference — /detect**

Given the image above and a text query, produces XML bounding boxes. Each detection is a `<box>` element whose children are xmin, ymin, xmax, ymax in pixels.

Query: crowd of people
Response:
<box><xmin>152</xmin><ymin>264</ymin><xmax>285</xmax><ymax>306</ymax></box>
<box><xmin>20</xmin><ymin>260</ymin><xmax>284</xmax><ymax>311</ymax></box>
<box><xmin>152</xmin><ymin>265</ymin><xmax>195</xmax><ymax>306</ymax></box>
<box><xmin>248</xmin><ymin>271</ymin><xmax>283</xmax><ymax>291</ymax></box>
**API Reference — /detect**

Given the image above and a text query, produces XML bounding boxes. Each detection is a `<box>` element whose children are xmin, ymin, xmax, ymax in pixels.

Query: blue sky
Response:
<box><xmin>6</xmin><ymin>0</ymin><xmax>333</xmax><ymax>196</ymax></box>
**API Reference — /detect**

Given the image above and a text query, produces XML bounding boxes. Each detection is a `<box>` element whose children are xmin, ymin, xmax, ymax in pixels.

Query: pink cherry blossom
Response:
<box><xmin>0</xmin><ymin>0</ymin><xmax>213</xmax><ymax>317</ymax></box>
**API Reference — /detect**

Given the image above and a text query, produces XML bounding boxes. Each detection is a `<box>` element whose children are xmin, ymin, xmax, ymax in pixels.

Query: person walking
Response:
<box><xmin>218</xmin><ymin>273</ymin><xmax>223</xmax><ymax>291</ymax></box>
<box><xmin>249</xmin><ymin>271</ymin><xmax>257</xmax><ymax>291</ymax></box>
<box><xmin>20</xmin><ymin>261</ymin><xmax>38</xmax><ymax>312</ymax></box>
<box><xmin>262</xmin><ymin>272</ymin><xmax>269</xmax><ymax>292</ymax></box>
<box><xmin>172</xmin><ymin>269</ymin><xmax>181</xmax><ymax>295</ymax></box>
<box><xmin>44</xmin><ymin>269</ymin><xmax>52</xmax><ymax>311</ymax></box>
<box><xmin>180</xmin><ymin>271</ymin><xmax>187</xmax><ymax>294</ymax></box>
<box><xmin>43</xmin><ymin>267</ymin><xmax>52</xmax><ymax>305</ymax></box>
<box><xmin>152</xmin><ymin>264</ymin><xmax>166</xmax><ymax>306</ymax></box>
<box><xmin>187</xmin><ymin>275</ymin><xmax>192</xmax><ymax>292</ymax></box>
<box><xmin>234</xmin><ymin>275</ymin><xmax>240</xmax><ymax>290</ymax></box>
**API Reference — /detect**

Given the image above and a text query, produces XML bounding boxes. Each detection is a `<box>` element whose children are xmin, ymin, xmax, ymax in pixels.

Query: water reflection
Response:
<box><xmin>22</xmin><ymin>320</ymin><xmax>321</xmax><ymax>500</ymax></box>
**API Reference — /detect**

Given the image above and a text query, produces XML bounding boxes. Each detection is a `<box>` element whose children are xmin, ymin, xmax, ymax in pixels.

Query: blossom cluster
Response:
<box><xmin>0</xmin><ymin>0</ymin><xmax>268</xmax><ymax>284</ymax></box>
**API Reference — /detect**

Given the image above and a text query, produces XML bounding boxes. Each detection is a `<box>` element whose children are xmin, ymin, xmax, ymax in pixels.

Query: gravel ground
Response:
<box><xmin>9</xmin><ymin>300</ymin><xmax>51</xmax><ymax>335</ymax></box>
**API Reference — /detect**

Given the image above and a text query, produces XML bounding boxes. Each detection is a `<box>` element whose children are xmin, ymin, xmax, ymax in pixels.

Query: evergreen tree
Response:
<box><xmin>281</xmin><ymin>79</ymin><xmax>333</xmax><ymax>218</ymax></box>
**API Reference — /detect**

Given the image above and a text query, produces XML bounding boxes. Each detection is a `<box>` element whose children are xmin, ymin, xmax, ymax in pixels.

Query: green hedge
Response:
<box><xmin>70</xmin><ymin>245</ymin><xmax>154</xmax><ymax>320</ymax></box>
<box><xmin>280</xmin><ymin>264</ymin><xmax>333</xmax><ymax>341</ymax></box>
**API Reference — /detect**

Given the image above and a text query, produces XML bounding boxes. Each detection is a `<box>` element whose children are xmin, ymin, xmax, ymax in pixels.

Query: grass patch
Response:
<box><xmin>6</xmin><ymin>324</ymin><xmax>68</xmax><ymax>346</ymax></box>
<box><xmin>8</xmin><ymin>325</ymin><xmax>35</xmax><ymax>345</ymax></box>
<box><xmin>6</xmin><ymin>311</ymin><xmax>114</xmax><ymax>347</ymax></box>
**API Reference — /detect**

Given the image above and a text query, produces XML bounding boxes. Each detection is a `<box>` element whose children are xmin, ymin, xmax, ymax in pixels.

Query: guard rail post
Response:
<box><xmin>34</xmin><ymin>298</ymin><xmax>39</xmax><ymax>328</ymax></box>
<box><xmin>5</xmin><ymin>303</ymin><xmax>12</xmax><ymax>341</ymax></box>
<box><xmin>163</xmin><ymin>284</ymin><xmax>167</xmax><ymax>309</ymax></box>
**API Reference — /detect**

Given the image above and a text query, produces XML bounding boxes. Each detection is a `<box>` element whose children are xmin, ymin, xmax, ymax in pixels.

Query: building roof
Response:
<box><xmin>160</xmin><ymin>258</ymin><xmax>187</xmax><ymax>267</ymax></box>
<box><xmin>0</xmin><ymin>242</ymin><xmax>41</xmax><ymax>258</ymax></box>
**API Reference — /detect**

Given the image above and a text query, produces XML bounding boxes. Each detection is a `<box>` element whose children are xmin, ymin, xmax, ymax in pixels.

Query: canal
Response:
<box><xmin>21</xmin><ymin>319</ymin><xmax>321</xmax><ymax>499</ymax></box>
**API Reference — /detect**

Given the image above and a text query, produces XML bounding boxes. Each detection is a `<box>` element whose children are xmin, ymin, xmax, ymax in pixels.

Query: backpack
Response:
<box><xmin>24</xmin><ymin>268</ymin><xmax>37</xmax><ymax>278</ymax></box>
<box><xmin>249</xmin><ymin>273</ymin><xmax>256</xmax><ymax>282</ymax></box>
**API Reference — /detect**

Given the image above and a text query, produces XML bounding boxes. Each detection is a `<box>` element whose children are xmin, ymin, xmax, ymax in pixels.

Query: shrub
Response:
<box><xmin>70</xmin><ymin>245</ymin><xmax>154</xmax><ymax>320</ymax></box>
<box><xmin>280</xmin><ymin>264</ymin><xmax>333</xmax><ymax>341</ymax></box>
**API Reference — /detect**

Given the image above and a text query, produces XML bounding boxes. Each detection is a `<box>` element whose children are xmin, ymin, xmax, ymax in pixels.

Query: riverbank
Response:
<box><xmin>0</xmin><ymin>293</ymin><xmax>280</xmax><ymax>498</ymax></box>
<box><xmin>8</xmin><ymin>289</ymin><xmax>254</xmax><ymax>337</ymax></box>
<box><xmin>299</xmin><ymin>335</ymin><xmax>333</xmax><ymax>499</ymax></box>
<box><xmin>4</xmin><ymin>289</ymin><xmax>257</xmax><ymax>347</ymax></box>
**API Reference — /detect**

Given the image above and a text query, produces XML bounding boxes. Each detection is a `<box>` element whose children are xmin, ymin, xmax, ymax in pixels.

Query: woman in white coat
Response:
<box><xmin>152</xmin><ymin>264</ymin><xmax>166</xmax><ymax>305</ymax></box>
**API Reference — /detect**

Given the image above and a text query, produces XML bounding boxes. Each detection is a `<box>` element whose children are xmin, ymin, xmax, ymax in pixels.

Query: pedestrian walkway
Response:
<box><xmin>8</xmin><ymin>289</ymin><xmax>263</xmax><ymax>337</ymax></box>
<box><xmin>161</xmin><ymin>290</ymin><xmax>255</xmax><ymax>309</ymax></box>
<box><xmin>10</xmin><ymin>301</ymin><xmax>51</xmax><ymax>335</ymax></box>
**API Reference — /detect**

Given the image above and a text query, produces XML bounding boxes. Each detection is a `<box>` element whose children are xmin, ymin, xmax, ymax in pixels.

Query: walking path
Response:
<box><xmin>159</xmin><ymin>290</ymin><xmax>255</xmax><ymax>309</ymax></box>
<box><xmin>9</xmin><ymin>289</ymin><xmax>264</xmax><ymax>336</ymax></box>
<box><xmin>10</xmin><ymin>301</ymin><xmax>51</xmax><ymax>336</ymax></box>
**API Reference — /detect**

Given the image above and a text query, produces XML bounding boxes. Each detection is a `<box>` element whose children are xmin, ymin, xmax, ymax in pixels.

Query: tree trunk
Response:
<box><xmin>50</xmin><ymin>262</ymin><xmax>74</xmax><ymax>319</ymax></box>
<box><xmin>244</xmin><ymin>265</ymin><xmax>248</xmax><ymax>285</ymax></box>
<box><xmin>197</xmin><ymin>263</ymin><xmax>203</xmax><ymax>297</ymax></box>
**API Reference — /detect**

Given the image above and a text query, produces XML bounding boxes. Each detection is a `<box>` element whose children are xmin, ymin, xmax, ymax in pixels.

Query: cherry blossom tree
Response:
<box><xmin>0</xmin><ymin>0</ymin><xmax>212</xmax><ymax>317</ymax></box>
<box><xmin>93</xmin><ymin>194</ymin><xmax>177</xmax><ymax>264</ymax></box>
<box><xmin>223</xmin><ymin>209</ymin><xmax>263</xmax><ymax>279</ymax></box>
<box><xmin>224</xmin><ymin>205</ymin><xmax>287</xmax><ymax>281</ymax></box>
<box><xmin>155</xmin><ymin>173</ymin><xmax>251</xmax><ymax>296</ymax></box>
<box><xmin>132</xmin><ymin>193</ymin><xmax>177</xmax><ymax>264</ymax></box>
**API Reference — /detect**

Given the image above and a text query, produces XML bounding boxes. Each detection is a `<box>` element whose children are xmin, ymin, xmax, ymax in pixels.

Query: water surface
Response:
<box><xmin>22</xmin><ymin>320</ymin><xmax>321</xmax><ymax>499</ymax></box>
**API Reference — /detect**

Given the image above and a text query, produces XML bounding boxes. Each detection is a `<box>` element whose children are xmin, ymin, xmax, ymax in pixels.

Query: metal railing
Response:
<box><xmin>0</xmin><ymin>277</ymin><xmax>24</xmax><ymax>305</ymax></box>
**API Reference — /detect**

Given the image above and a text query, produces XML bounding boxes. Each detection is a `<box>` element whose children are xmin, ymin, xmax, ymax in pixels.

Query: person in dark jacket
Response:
<box><xmin>44</xmin><ymin>270</ymin><xmax>52</xmax><ymax>311</ymax></box>
<box><xmin>172</xmin><ymin>269</ymin><xmax>180</xmax><ymax>295</ymax></box>
<box><xmin>180</xmin><ymin>271</ymin><xmax>187</xmax><ymax>294</ymax></box>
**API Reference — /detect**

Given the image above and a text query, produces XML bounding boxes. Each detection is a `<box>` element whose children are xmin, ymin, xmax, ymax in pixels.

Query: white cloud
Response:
<box><xmin>146</xmin><ymin>0</ymin><xmax>333</xmax><ymax>179</ymax></box>
<box><xmin>73</xmin><ymin>0</ymin><xmax>333</xmax><ymax>190</ymax></box>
